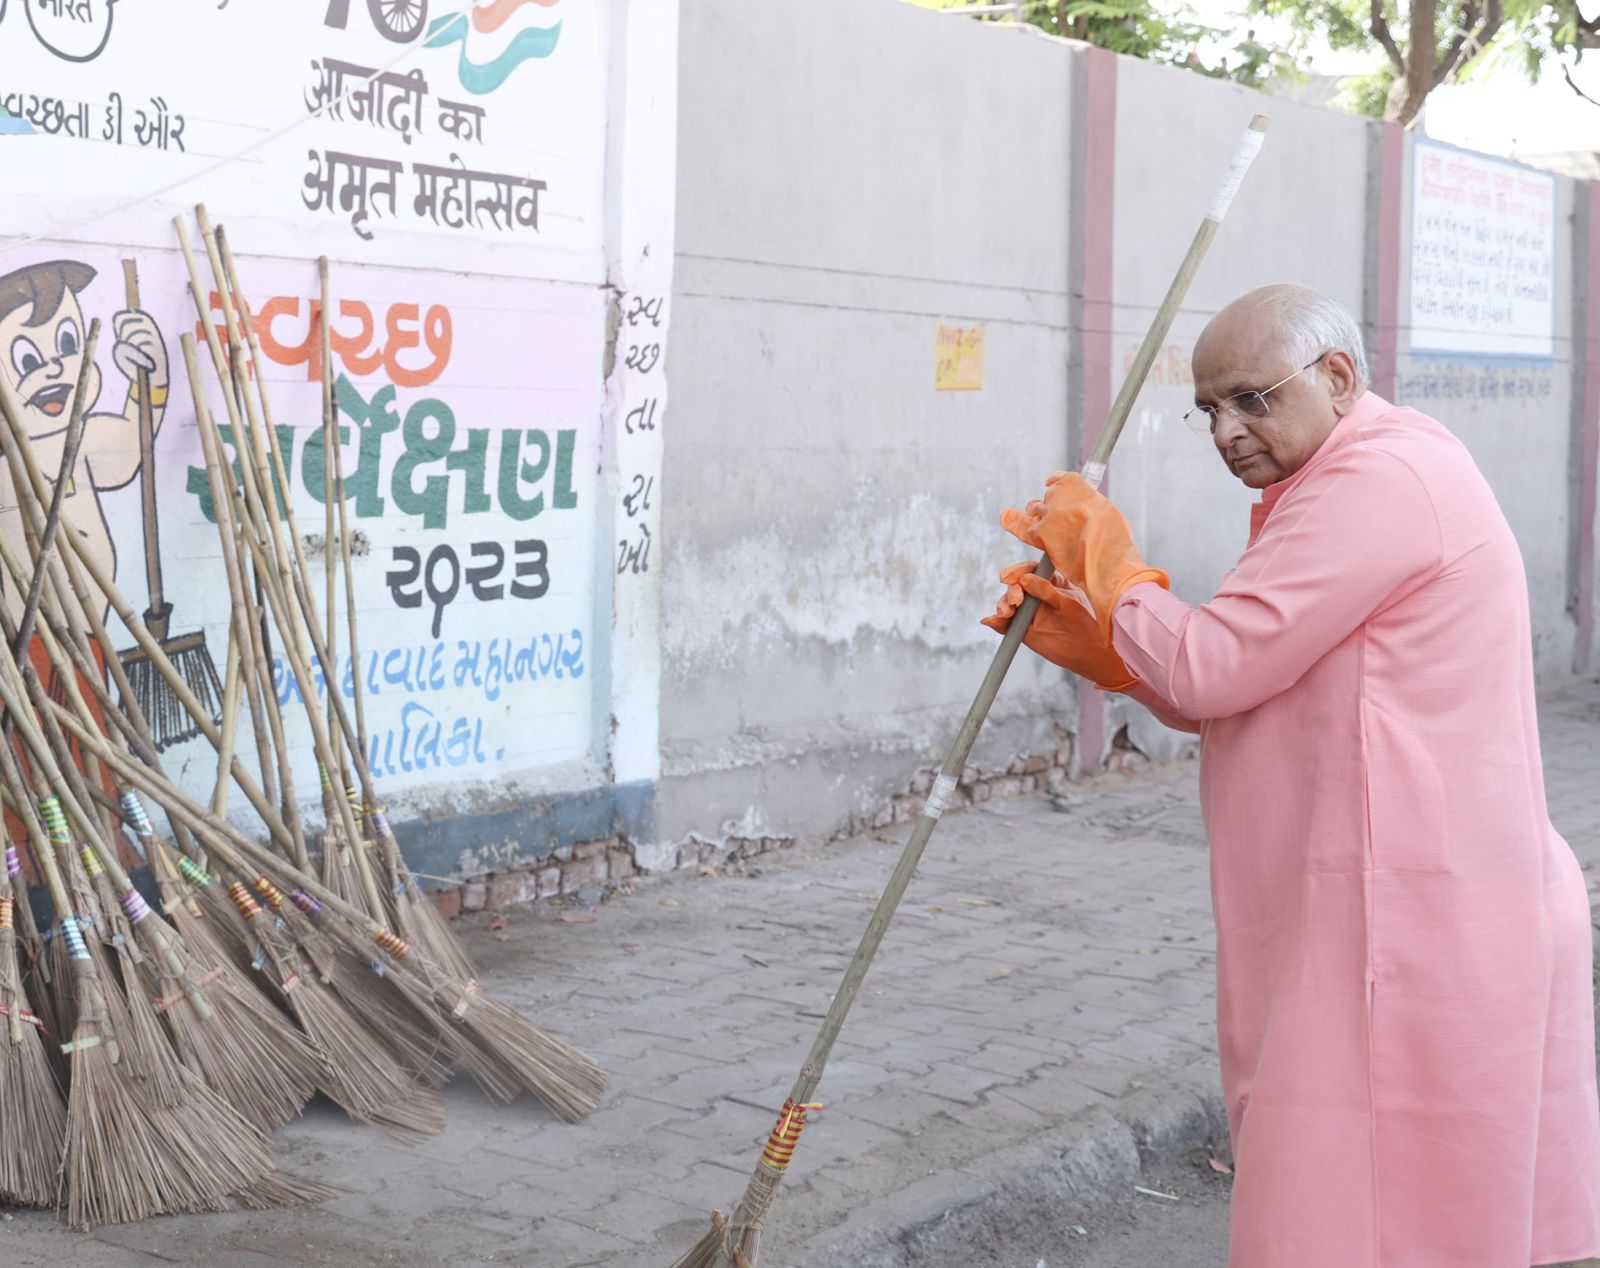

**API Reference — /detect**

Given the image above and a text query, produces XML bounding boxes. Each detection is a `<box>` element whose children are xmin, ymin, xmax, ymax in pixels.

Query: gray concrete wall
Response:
<box><xmin>662</xmin><ymin>0</ymin><xmax>1596</xmax><ymax>855</ymax></box>
<box><xmin>662</xmin><ymin>0</ymin><xmax>1081</xmax><ymax>847</ymax></box>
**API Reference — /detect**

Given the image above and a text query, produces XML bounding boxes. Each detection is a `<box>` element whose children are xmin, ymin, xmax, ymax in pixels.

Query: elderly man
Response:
<box><xmin>987</xmin><ymin>284</ymin><xmax>1600</xmax><ymax>1268</ymax></box>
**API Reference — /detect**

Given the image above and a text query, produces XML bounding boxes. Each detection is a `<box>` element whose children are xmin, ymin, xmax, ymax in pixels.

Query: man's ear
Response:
<box><xmin>1323</xmin><ymin>350</ymin><xmax>1362</xmax><ymax>414</ymax></box>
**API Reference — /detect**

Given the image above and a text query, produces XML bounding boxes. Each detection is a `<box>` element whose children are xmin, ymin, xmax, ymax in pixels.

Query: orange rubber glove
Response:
<box><xmin>997</xmin><ymin>472</ymin><xmax>1170</xmax><ymax>644</ymax></box>
<box><xmin>982</xmin><ymin>562</ymin><xmax>1141</xmax><ymax>690</ymax></box>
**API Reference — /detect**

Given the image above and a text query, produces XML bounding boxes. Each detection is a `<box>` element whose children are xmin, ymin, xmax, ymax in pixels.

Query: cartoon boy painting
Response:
<box><xmin>0</xmin><ymin>259</ymin><xmax>168</xmax><ymax>625</ymax></box>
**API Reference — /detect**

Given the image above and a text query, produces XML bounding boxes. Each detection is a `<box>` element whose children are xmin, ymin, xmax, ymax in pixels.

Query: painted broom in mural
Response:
<box><xmin>116</xmin><ymin>260</ymin><xmax>224</xmax><ymax>751</ymax></box>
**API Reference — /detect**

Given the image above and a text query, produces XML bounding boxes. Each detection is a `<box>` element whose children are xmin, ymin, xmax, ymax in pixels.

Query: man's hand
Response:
<box><xmin>111</xmin><ymin>309</ymin><xmax>168</xmax><ymax>396</ymax></box>
<box><xmin>982</xmin><ymin>561</ymin><xmax>1139</xmax><ymax>691</ymax></box>
<box><xmin>996</xmin><ymin>473</ymin><xmax>1168</xmax><ymax>642</ymax></box>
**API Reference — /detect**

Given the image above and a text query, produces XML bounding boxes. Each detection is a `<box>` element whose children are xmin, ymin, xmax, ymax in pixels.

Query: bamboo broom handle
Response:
<box><xmin>0</xmin><ymin>648</ymin><xmax>212</xmax><ymax>1022</ymax></box>
<box><xmin>318</xmin><ymin>256</ymin><xmax>344</xmax><ymax>785</ymax></box>
<box><xmin>172</xmin><ymin>216</ymin><xmax>286</xmax><ymax>810</ymax></box>
<box><xmin>178</xmin><ymin>332</ymin><xmax>311</xmax><ymax>864</ymax></box>
<box><xmin>792</xmin><ymin>108</ymin><xmax>1269</xmax><ymax>1114</ymax></box>
<box><xmin>204</xmin><ymin>229</ymin><xmax>394</xmax><ymax>915</ymax></box>
<box><xmin>330</xmin><ymin>387</ymin><xmax>370</xmax><ymax>768</ymax></box>
<box><xmin>711</xmin><ymin>113</ymin><xmax>1271</xmax><ymax>1264</ymax></box>
<box><xmin>0</xmin><ymin>358</ymin><xmax>256</xmax><ymax>800</ymax></box>
<box><xmin>179</xmin><ymin>219</ymin><xmax>364</xmax><ymax>878</ymax></box>
<box><xmin>212</xmin><ymin>226</ymin><xmax>379</xmax><ymax>804</ymax></box>
<box><xmin>192</xmin><ymin>385</ymin><xmax>388</xmax><ymax>919</ymax></box>
<box><xmin>0</xmin><ymin>370</ymin><xmax>300</xmax><ymax>856</ymax></box>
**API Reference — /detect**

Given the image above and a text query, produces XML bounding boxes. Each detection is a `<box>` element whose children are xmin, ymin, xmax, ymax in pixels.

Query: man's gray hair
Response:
<box><xmin>1259</xmin><ymin>286</ymin><xmax>1370</xmax><ymax>388</ymax></box>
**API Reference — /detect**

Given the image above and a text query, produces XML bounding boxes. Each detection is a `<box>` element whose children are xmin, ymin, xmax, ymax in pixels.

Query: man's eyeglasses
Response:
<box><xmin>1183</xmin><ymin>354</ymin><xmax>1327</xmax><ymax>436</ymax></box>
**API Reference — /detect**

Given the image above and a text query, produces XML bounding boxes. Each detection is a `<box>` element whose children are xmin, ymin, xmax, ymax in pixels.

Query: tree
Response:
<box><xmin>1251</xmin><ymin>0</ymin><xmax>1598</xmax><ymax>124</ymax></box>
<box><xmin>903</xmin><ymin>0</ymin><xmax>1304</xmax><ymax>88</ymax></box>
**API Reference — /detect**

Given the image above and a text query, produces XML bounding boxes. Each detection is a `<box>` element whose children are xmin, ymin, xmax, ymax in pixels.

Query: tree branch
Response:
<box><xmin>1370</xmin><ymin>0</ymin><xmax>1406</xmax><ymax>74</ymax></box>
<box><xmin>1432</xmin><ymin>0</ymin><xmax>1480</xmax><ymax>85</ymax></box>
<box><xmin>1434</xmin><ymin>0</ymin><xmax>1501</xmax><ymax>86</ymax></box>
<box><xmin>1563</xmin><ymin>60</ymin><xmax>1600</xmax><ymax>108</ymax></box>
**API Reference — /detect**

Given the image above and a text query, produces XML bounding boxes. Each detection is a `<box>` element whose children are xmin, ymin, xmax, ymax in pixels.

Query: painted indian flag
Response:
<box><xmin>425</xmin><ymin>0</ymin><xmax>564</xmax><ymax>96</ymax></box>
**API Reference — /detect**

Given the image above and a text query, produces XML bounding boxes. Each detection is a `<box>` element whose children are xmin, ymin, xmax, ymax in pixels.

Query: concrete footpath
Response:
<box><xmin>8</xmin><ymin>679</ymin><xmax>1600</xmax><ymax>1268</ymax></box>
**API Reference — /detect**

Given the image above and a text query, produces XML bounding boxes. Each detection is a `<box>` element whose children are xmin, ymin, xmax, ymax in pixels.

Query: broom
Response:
<box><xmin>181</xmin><ymin>332</ymin><xmax>474</xmax><ymax>1103</ymax></box>
<box><xmin>56</xmin><ymin>701</ymin><xmax>605</xmax><ymax>1122</ymax></box>
<box><xmin>215</xmin><ymin>233</ymin><xmax>477</xmax><ymax>984</ymax></box>
<box><xmin>114</xmin><ymin>260</ymin><xmax>225</xmax><ymax>750</ymax></box>
<box><xmin>0</xmin><ymin>366</ymin><xmax>380</xmax><ymax>1171</ymax></box>
<box><xmin>0</xmin><ymin>318</ymin><xmax>99</xmax><ymax>1053</ymax></box>
<box><xmin>206</xmin><ymin>239</ymin><xmax>565</xmax><ymax>1101</ymax></box>
<box><xmin>201</xmin><ymin>229</ymin><xmax>597</xmax><ymax>1113</ymax></box>
<box><xmin>0</xmin><ymin>340</ymin><xmax>453</xmax><ymax>1124</ymax></box>
<box><xmin>667</xmin><ymin>113</ymin><xmax>1272</xmax><ymax>1268</ymax></box>
<box><xmin>176</xmin><ymin>219</ymin><xmax>380</xmax><ymax>914</ymax></box>
<box><xmin>7</xmin><ymin>559</ymin><xmax>331</xmax><ymax>1132</ymax></box>
<box><xmin>0</xmin><ymin>827</ymin><xmax>65</xmax><ymax>1207</ymax></box>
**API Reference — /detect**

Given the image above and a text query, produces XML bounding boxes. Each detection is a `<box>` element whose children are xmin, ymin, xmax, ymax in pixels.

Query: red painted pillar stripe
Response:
<box><xmin>1576</xmin><ymin>181</ymin><xmax>1600</xmax><ymax>675</ymax></box>
<box><xmin>1074</xmin><ymin>46</ymin><xmax>1117</xmax><ymax>778</ymax></box>
<box><xmin>1372</xmin><ymin>122</ymin><xmax>1404</xmax><ymax>400</ymax></box>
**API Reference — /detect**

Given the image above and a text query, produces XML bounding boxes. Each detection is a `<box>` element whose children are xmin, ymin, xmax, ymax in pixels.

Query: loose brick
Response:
<box><xmin>1025</xmin><ymin>755</ymin><xmax>1049</xmax><ymax>774</ymax></box>
<box><xmin>431</xmin><ymin>887</ymin><xmax>462</xmax><ymax>921</ymax></box>
<box><xmin>536</xmin><ymin>866</ymin><xmax>561</xmax><ymax>898</ymax></box>
<box><xmin>487</xmin><ymin>872</ymin><xmax>536</xmax><ymax>910</ymax></box>
<box><xmin>561</xmin><ymin>857</ymin><xmax>604</xmax><ymax>894</ymax></box>
<box><xmin>573</xmin><ymin>840</ymin><xmax>608</xmax><ymax>861</ymax></box>
<box><xmin>607</xmin><ymin>848</ymin><xmax>636</xmax><ymax>880</ymax></box>
<box><xmin>460</xmin><ymin>881</ymin><xmax>487</xmax><ymax>912</ymax></box>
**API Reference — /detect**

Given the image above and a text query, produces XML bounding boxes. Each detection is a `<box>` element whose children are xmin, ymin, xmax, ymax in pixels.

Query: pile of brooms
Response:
<box><xmin>0</xmin><ymin>207</ymin><xmax>603</xmax><ymax>1227</ymax></box>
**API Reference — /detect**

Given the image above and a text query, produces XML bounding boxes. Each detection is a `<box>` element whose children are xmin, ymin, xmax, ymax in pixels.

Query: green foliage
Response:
<box><xmin>1336</xmin><ymin>68</ymin><xmax>1396</xmax><ymax>116</ymax></box>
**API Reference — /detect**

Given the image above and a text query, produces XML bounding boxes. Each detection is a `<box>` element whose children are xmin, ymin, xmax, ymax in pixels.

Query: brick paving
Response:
<box><xmin>7</xmin><ymin>677</ymin><xmax>1599</xmax><ymax>1268</ymax></box>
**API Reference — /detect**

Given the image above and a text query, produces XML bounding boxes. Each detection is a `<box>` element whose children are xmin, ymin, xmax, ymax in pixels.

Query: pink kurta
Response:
<box><xmin>1111</xmin><ymin>392</ymin><xmax>1600</xmax><ymax>1268</ymax></box>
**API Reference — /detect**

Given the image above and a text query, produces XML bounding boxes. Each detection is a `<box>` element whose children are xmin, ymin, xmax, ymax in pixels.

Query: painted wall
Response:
<box><xmin>0</xmin><ymin>0</ymin><xmax>676</xmax><ymax>878</ymax></box>
<box><xmin>663</xmin><ymin>2</ymin><xmax>1597</xmax><ymax>854</ymax></box>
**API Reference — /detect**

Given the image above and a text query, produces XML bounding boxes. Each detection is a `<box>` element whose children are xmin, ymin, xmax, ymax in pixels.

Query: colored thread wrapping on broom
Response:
<box><xmin>228</xmin><ymin>882</ymin><xmax>262</xmax><ymax>920</ymax></box>
<box><xmin>177</xmin><ymin>855</ymin><xmax>212</xmax><ymax>889</ymax></box>
<box><xmin>38</xmin><ymin>795</ymin><xmax>70</xmax><ymax>845</ymax></box>
<box><xmin>5</xmin><ymin>845</ymin><xmax>19</xmax><ymax>876</ymax></box>
<box><xmin>253</xmin><ymin>876</ymin><xmax>286</xmax><ymax>911</ymax></box>
<box><xmin>368</xmin><ymin>804</ymin><xmax>391</xmax><ymax>838</ymax></box>
<box><xmin>289</xmin><ymin>887</ymin><xmax>322</xmax><ymax>916</ymax></box>
<box><xmin>59</xmin><ymin>917</ymin><xmax>90</xmax><ymax>961</ymax></box>
<box><xmin>79</xmin><ymin>845</ymin><xmax>105</xmax><ymax>879</ymax></box>
<box><xmin>317</xmin><ymin>762</ymin><xmax>332</xmax><ymax>792</ymax></box>
<box><xmin>759</xmin><ymin>1100</ymin><xmax>824</xmax><ymax>1172</ymax></box>
<box><xmin>0</xmin><ymin>1002</ymin><xmax>46</xmax><ymax>1033</ymax></box>
<box><xmin>0</xmin><ymin>895</ymin><xmax>11</xmax><ymax>929</ymax></box>
<box><xmin>119</xmin><ymin>789</ymin><xmax>156</xmax><ymax>837</ymax></box>
<box><xmin>119</xmin><ymin>888</ymin><xmax>153</xmax><ymax>925</ymax></box>
<box><xmin>373</xmin><ymin>929</ymin><xmax>410</xmax><ymax>959</ymax></box>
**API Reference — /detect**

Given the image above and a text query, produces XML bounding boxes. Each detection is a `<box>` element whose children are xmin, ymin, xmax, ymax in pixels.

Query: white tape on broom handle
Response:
<box><xmin>1080</xmin><ymin>460</ymin><xmax>1107</xmax><ymax>491</ymax></box>
<box><xmin>1206</xmin><ymin>128</ymin><xmax>1266</xmax><ymax>223</ymax></box>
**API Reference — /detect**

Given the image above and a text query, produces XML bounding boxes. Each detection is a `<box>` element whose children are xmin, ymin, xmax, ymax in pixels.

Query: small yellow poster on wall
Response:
<box><xmin>935</xmin><ymin>323</ymin><xmax>985</xmax><ymax>391</ymax></box>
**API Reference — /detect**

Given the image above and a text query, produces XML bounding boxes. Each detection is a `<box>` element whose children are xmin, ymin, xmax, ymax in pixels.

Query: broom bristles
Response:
<box><xmin>456</xmin><ymin>988</ymin><xmax>605</xmax><ymax>1123</ymax></box>
<box><xmin>0</xmin><ymin>1024</ymin><xmax>65</xmax><ymax>1207</ymax></box>
<box><xmin>395</xmin><ymin>883</ymin><xmax>478</xmax><ymax>984</ymax></box>
<box><xmin>0</xmin><ymin>881</ymin><xmax>64</xmax><ymax>1208</ymax></box>
<box><xmin>234</xmin><ymin>1171</ymin><xmax>342</xmax><ymax>1210</ymax></box>
<box><xmin>163</xmin><ymin>904</ymin><xmax>328</xmax><ymax>1130</ymax></box>
<box><xmin>670</xmin><ymin>1212</ymin><xmax>730</xmax><ymax>1268</ymax></box>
